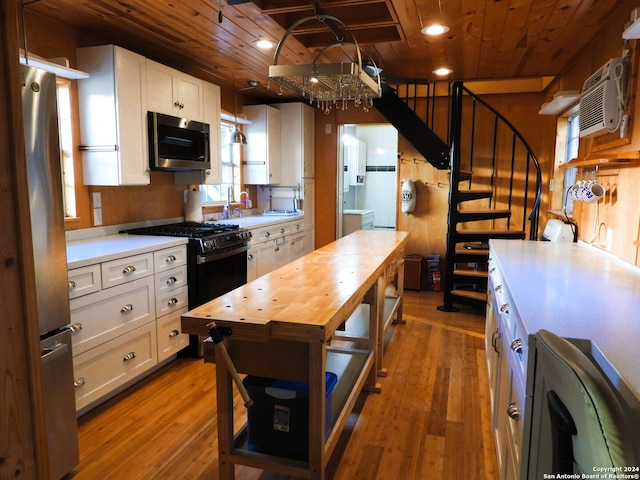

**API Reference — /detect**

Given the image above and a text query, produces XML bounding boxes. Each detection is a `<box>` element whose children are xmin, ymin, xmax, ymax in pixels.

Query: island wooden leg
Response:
<box><xmin>375</xmin><ymin>275</ymin><xmax>388</xmax><ymax>379</ymax></box>
<box><xmin>308</xmin><ymin>342</ymin><xmax>326</xmax><ymax>479</ymax></box>
<box><xmin>363</xmin><ymin>279</ymin><xmax>382</xmax><ymax>392</ymax></box>
<box><xmin>215</xmin><ymin>355</ymin><xmax>236</xmax><ymax>480</ymax></box>
<box><xmin>394</xmin><ymin>253</ymin><xmax>406</xmax><ymax>324</ymax></box>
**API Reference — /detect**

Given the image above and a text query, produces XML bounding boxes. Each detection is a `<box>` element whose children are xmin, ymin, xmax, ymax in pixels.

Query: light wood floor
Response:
<box><xmin>69</xmin><ymin>291</ymin><xmax>497</xmax><ymax>479</ymax></box>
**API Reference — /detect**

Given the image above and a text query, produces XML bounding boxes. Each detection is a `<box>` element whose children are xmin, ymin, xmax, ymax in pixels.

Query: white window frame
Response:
<box><xmin>56</xmin><ymin>78</ymin><xmax>77</xmax><ymax>218</ymax></box>
<box><xmin>201</xmin><ymin>121</ymin><xmax>240</xmax><ymax>204</ymax></box>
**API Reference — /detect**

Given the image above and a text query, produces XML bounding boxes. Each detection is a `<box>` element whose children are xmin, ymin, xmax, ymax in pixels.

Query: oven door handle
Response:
<box><xmin>196</xmin><ymin>244</ymin><xmax>249</xmax><ymax>264</ymax></box>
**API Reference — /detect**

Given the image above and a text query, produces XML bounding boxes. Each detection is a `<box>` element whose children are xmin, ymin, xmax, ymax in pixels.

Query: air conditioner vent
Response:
<box><xmin>578</xmin><ymin>57</ymin><xmax>625</xmax><ymax>138</ymax></box>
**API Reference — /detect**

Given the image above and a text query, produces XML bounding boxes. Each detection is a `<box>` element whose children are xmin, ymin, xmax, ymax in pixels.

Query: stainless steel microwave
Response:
<box><xmin>148</xmin><ymin>112</ymin><xmax>210</xmax><ymax>171</ymax></box>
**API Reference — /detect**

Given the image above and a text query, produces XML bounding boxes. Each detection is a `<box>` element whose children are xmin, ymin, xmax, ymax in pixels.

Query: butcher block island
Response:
<box><xmin>181</xmin><ymin>230</ymin><xmax>410</xmax><ymax>479</ymax></box>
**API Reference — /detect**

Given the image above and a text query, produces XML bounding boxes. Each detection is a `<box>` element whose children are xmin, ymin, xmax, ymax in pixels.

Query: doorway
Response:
<box><xmin>337</xmin><ymin>124</ymin><xmax>399</xmax><ymax>237</ymax></box>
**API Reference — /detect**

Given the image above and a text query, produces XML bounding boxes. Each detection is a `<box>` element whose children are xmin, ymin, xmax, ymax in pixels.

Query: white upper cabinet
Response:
<box><xmin>174</xmin><ymin>81</ymin><xmax>222</xmax><ymax>185</ymax></box>
<box><xmin>146</xmin><ymin>59</ymin><xmax>204</xmax><ymax>121</ymax></box>
<box><xmin>275</xmin><ymin>102</ymin><xmax>315</xmax><ymax>187</ymax></box>
<box><xmin>243</xmin><ymin>104</ymin><xmax>281</xmax><ymax>185</ymax></box>
<box><xmin>76</xmin><ymin>45</ymin><xmax>149</xmax><ymax>186</ymax></box>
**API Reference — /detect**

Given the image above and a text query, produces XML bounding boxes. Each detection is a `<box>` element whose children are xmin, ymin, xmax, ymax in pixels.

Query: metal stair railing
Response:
<box><xmin>377</xmin><ymin>78</ymin><xmax>542</xmax><ymax>310</ymax></box>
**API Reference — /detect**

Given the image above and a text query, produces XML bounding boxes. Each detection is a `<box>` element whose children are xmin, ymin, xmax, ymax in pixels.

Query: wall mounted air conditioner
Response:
<box><xmin>578</xmin><ymin>57</ymin><xmax>625</xmax><ymax>138</ymax></box>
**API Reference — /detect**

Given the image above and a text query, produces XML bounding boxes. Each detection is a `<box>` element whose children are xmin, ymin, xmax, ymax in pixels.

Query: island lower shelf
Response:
<box><xmin>227</xmin><ymin>349</ymin><xmax>374</xmax><ymax>477</ymax></box>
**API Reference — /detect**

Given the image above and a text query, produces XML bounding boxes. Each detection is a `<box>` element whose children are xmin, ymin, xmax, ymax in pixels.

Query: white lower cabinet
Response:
<box><xmin>246</xmin><ymin>219</ymin><xmax>308</xmax><ymax>281</ymax></box>
<box><xmin>487</xmin><ymin>256</ymin><xmax>529</xmax><ymax>480</ymax></box>
<box><xmin>70</xmin><ymin>276</ymin><xmax>155</xmax><ymax>355</ymax></box>
<box><xmin>68</xmin><ymin>243</ymin><xmax>188</xmax><ymax>413</ymax></box>
<box><xmin>157</xmin><ymin>307</ymin><xmax>189</xmax><ymax>362</ymax></box>
<box><xmin>73</xmin><ymin>322</ymin><xmax>157</xmax><ymax>411</ymax></box>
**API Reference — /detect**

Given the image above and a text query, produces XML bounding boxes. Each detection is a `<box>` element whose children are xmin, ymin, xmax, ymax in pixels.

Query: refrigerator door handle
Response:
<box><xmin>41</xmin><ymin>341</ymin><xmax>70</xmax><ymax>363</ymax></box>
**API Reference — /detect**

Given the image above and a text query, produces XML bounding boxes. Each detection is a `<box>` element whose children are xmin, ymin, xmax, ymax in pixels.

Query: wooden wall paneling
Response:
<box><xmin>1</xmin><ymin>1</ymin><xmax>41</xmax><ymax>478</ymax></box>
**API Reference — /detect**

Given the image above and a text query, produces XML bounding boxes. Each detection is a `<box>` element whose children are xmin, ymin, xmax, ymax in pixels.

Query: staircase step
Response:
<box><xmin>454</xmin><ymin>230</ymin><xmax>525</xmax><ymax>243</ymax></box>
<box><xmin>455</xmin><ymin>190</ymin><xmax>493</xmax><ymax>202</ymax></box>
<box><xmin>450</xmin><ymin>289</ymin><xmax>487</xmax><ymax>302</ymax></box>
<box><xmin>458</xmin><ymin>170</ymin><xmax>472</xmax><ymax>182</ymax></box>
<box><xmin>456</xmin><ymin>209</ymin><xmax>511</xmax><ymax>222</ymax></box>
<box><xmin>453</xmin><ymin>268</ymin><xmax>488</xmax><ymax>279</ymax></box>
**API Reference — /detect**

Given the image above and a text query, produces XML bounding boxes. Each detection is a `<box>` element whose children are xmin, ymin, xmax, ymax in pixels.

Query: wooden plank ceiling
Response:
<box><xmin>22</xmin><ymin>0</ymin><xmax>638</xmax><ymax>101</ymax></box>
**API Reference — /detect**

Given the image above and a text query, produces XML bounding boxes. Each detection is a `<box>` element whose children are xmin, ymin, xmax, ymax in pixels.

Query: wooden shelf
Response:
<box><xmin>561</xmin><ymin>152</ymin><xmax>640</xmax><ymax>169</ymax></box>
<box><xmin>335</xmin><ymin>296</ymin><xmax>402</xmax><ymax>343</ymax></box>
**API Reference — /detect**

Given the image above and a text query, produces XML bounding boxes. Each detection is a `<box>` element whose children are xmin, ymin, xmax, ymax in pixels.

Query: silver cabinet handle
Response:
<box><xmin>280</xmin><ymin>228</ymin><xmax>285</xmax><ymax>233</ymax></box>
<box><xmin>122</xmin><ymin>265</ymin><xmax>136</xmax><ymax>275</ymax></box>
<box><xmin>165</xmin><ymin>255</ymin><xmax>177</xmax><ymax>263</ymax></box>
<box><xmin>68</xmin><ymin>280</ymin><xmax>77</xmax><ymax>289</ymax></box>
<box><xmin>70</xmin><ymin>322</ymin><xmax>84</xmax><ymax>332</ymax></box>
<box><xmin>167</xmin><ymin>298</ymin><xmax>178</xmax><ymax>307</ymax></box>
<box><xmin>296</xmin><ymin>224</ymin><xmax>301</xmax><ymax>230</ymax></box>
<box><xmin>490</xmin><ymin>267</ymin><xmax>496</xmax><ymax>273</ymax></box>
<box><xmin>169</xmin><ymin>329</ymin><xmax>180</xmax><ymax>337</ymax></box>
<box><xmin>265</xmin><ymin>231</ymin><xmax>271</xmax><ymax>237</ymax></box>
<box><xmin>248</xmin><ymin>254</ymin><xmax>254</xmax><ymax>260</ymax></box>
<box><xmin>166</xmin><ymin>276</ymin><xmax>177</xmax><ymax>285</ymax></box>
<box><xmin>121</xmin><ymin>304</ymin><xmax>134</xmax><ymax>313</ymax></box>
<box><xmin>123</xmin><ymin>352</ymin><xmax>137</xmax><ymax>362</ymax></box>
<box><xmin>174</xmin><ymin>100</ymin><xmax>181</xmax><ymax>108</ymax></box>
<box><xmin>511</xmin><ymin>338</ymin><xmax>523</xmax><ymax>355</ymax></box>
<box><xmin>494</xmin><ymin>284</ymin><xmax>503</xmax><ymax>293</ymax></box>
<box><xmin>491</xmin><ymin>330</ymin><xmax>501</xmax><ymax>353</ymax></box>
<box><xmin>274</xmin><ymin>246</ymin><xmax>280</xmax><ymax>252</ymax></box>
<box><xmin>500</xmin><ymin>303</ymin><xmax>509</xmax><ymax>314</ymax></box>
<box><xmin>74</xmin><ymin>377</ymin><xmax>87</xmax><ymax>388</ymax></box>
<box><xmin>507</xmin><ymin>402</ymin><xmax>519</xmax><ymax>420</ymax></box>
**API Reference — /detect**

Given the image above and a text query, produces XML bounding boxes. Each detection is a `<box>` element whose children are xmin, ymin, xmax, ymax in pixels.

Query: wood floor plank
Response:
<box><xmin>70</xmin><ymin>291</ymin><xmax>497</xmax><ymax>479</ymax></box>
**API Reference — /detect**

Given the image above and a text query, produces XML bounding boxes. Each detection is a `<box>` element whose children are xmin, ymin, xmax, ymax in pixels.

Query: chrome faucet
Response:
<box><xmin>227</xmin><ymin>185</ymin><xmax>234</xmax><ymax>206</ymax></box>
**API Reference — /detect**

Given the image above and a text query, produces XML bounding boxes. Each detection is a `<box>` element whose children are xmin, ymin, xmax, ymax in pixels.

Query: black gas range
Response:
<box><xmin>122</xmin><ymin>221</ymin><xmax>251</xmax><ymax>256</ymax></box>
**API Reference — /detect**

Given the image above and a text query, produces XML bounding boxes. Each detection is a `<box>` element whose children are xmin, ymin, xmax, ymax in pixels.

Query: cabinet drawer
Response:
<box><xmin>70</xmin><ymin>276</ymin><xmax>155</xmax><ymax>355</ymax></box>
<box><xmin>256</xmin><ymin>223</ymin><xmax>290</xmax><ymax>241</ymax></box>
<box><xmin>153</xmin><ymin>245</ymin><xmax>187</xmax><ymax>273</ymax></box>
<box><xmin>73</xmin><ymin>322</ymin><xmax>158</xmax><ymax>411</ymax></box>
<box><xmin>155</xmin><ymin>265</ymin><xmax>188</xmax><ymax>295</ymax></box>
<box><xmin>156</xmin><ymin>285</ymin><xmax>188</xmax><ymax>318</ymax></box>
<box><xmin>101</xmin><ymin>252</ymin><xmax>153</xmax><ymax>288</ymax></box>
<box><xmin>68</xmin><ymin>264</ymin><xmax>101</xmax><ymax>299</ymax></box>
<box><xmin>510</xmin><ymin>314</ymin><xmax>528</xmax><ymax>385</ymax></box>
<box><xmin>157</xmin><ymin>307</ymin><xmax>189</xmax><ymax>362</ymax></box>
<box><xmin>506</xmin><ymin>363</ymin><xmax>527</xmax><ymax>471</ymax></box>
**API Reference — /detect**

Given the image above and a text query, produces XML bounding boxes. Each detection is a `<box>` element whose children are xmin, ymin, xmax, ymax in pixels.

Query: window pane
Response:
<box><xmin>563</xmin><ymin>114</ymin><xmax>579</xmax><ymax>211</ymax></box>
<box><xmin>57</xmin><ymin>81</ymin><xmax>76</xmax><ymax>218</ymax></box>
<box><xmin>201</xmin><ymin>123</ymin><xmax>236</xmax><ymax>203</ymax></box>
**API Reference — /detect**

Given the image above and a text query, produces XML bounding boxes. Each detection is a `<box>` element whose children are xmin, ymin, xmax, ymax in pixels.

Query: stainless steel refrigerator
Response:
<box><xmin>21</xmin><ymin>64</ymin><xmax>79</xmax><ymax>479</ymax></box>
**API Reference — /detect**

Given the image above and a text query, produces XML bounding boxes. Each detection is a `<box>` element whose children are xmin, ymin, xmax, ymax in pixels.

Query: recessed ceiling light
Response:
<box><xmin>255</xmin><ymin>39</ymin><xmax>275</xmax><ymax>49</ymax></box>
<box><xmin>433</xmin><ymin>67</ymin><xmax>452</xmax><ymax>76</ymax></box>
<box><xmin>421</xmin><ymin>24</ymin><xmax>449</xmax><ymax>36</ymax></box>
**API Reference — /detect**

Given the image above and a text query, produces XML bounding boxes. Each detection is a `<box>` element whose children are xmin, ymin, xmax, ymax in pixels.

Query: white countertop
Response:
<box><xmin>490</xmin><ymin>239</ymin><xmax>640</xmax><ymax>403</ymax></box>
<box><xmin>213</xmin><ymin>213</ymin><xmax>304</xmax><ymax>229</ymax></box>
<box><xmin>67</xmin><ymin>235</ymin><xmax>188</xmax><ymax>269</ymax></box>
<box><xmin>343</xmin><ymin>209</ymin><xmax>375</xmax><ymax>215</ymax></box>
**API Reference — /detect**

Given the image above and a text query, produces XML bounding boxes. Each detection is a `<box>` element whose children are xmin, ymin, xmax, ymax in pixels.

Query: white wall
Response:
<box><xmin>355</xmin><ymin>124</ymin><xmax>398</xmax><ymax>228</ymax></box>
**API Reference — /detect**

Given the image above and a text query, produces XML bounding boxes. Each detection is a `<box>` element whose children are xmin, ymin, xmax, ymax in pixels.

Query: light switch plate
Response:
<box><xmin>92</xmin><ymin>191</ymin><xmax>102</xmax><ymax>208</ymax></box>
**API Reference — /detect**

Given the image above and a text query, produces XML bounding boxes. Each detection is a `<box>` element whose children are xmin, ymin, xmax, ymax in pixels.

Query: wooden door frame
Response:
<box><xmin>1</xmin><ymin>1</ymin><xmax>47</xmax><ymax>478</ymax></box>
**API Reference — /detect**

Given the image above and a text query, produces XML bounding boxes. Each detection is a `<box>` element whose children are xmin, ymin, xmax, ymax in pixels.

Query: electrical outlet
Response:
<box><xmin>93</xmin><ymin>208</ymin><xmax>103</xmax><ymax>226</ymax></box>
<box><xmin>92</xmin><ymin>191</ymin><xmax>102</xmax><ymax>208</ymax></box>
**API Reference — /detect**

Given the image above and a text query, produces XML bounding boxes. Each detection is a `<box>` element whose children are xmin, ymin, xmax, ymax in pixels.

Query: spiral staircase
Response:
<box><xmin>373</xmin><ymin>80</ymin><xmax>542</xmax><ymax>311</ymax></box>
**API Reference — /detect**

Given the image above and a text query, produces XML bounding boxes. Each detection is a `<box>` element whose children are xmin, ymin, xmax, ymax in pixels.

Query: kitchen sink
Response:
<box><xmin>262</xmin><ymin>210</ymin><xmax>299</xmax><ymax>216</ymax></box>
